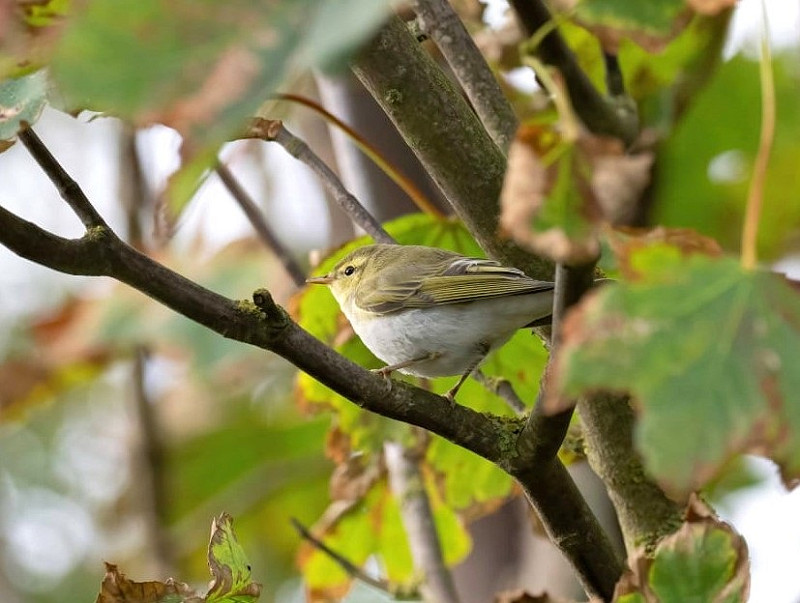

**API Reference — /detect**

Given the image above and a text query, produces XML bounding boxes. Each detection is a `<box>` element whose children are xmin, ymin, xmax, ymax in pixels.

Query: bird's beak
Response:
<box><xmin>306</xmin><ymin>275</ymin><xmax>333</xmax><ymax>285</ymax></box>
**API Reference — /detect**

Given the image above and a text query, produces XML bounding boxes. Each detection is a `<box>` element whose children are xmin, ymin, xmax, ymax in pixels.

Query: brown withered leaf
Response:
<box><xmin>606</xmin><ymin>226</ymin><xmax>722</xmax><ymax>280</ymax></box>
<box><xmin>501</xmin><ymin>125</ymin><xmax>653</xmax><ymax>264</ymax></box>
<box><xmin>590</xmin><ymin>143</ymin><xmax>654</xmax><ymax>224</ymax></box>
<box><xmin>95</xmin><ymin>562</ymin><xmax>200</xmax><ymax>603</ymax></box>
<box><xmin>614</xmin><ymin>495</ymin><xmax>750</xmax><ymax>602</ymax></box>
<box><xmin>500</xmin><ymin>124</ymin><xmax>599</xmax><ymax>264</ymax></box>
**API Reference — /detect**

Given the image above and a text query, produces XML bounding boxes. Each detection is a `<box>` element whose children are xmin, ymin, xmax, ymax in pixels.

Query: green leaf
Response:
<box><xmin>571</xmin><ymin>0</ymin><xmax>692</xmax><ymax>52</ymax></box>
<box><xmin>0</xmin><ymin>70</ymin><xmax>47</xmax><ymax>146</ymax></box>
<box><xmin>554</xmin><ymin>250</ymin><xmax>800</xmax><ymax>495</ymax></box>
<box><xmin>301</xmin><ymin>472</ymin><xmax>470</xmax><ymax>594</ymax></box>
<box><xmin>653</xmin><ymin>53</ymin><xmax>800</xmax><ymax>258</ymax></box>
<box><xmin>24</xmin><ymin>0</ymin><xmax>72</xmax><ymax>27</ymax></box>
<box><xmin>614</xmin><ymin>497</ymin><xmax>749</xmax><ymax>602</ymax></box>
<box><xmin>50</xmin><ymin>0</ymin><xmax>389</xmax><ymax>149</ymax></box>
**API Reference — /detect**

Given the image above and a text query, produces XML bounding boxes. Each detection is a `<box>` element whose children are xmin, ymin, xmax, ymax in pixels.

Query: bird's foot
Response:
<box><xmin>371</xmin><ymin>366</ymin><xmax>394</xmax><ymax>379</ymax></box>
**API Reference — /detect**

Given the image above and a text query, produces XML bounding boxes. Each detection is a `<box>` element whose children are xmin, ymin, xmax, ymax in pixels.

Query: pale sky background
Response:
<box><xmin>0</xmin><ymin>1</ymin><xmax>799</xmax><ymax>601</ymax></box>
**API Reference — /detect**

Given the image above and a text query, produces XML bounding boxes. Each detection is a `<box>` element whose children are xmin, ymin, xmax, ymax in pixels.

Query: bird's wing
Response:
<box><xmin>356</xmin><ymin>256</ymin><xmax>554</xmax><ymax>314</ymax></box>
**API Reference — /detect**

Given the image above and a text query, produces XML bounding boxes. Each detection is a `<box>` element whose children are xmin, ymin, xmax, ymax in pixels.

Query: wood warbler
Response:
<box><xmin>307</xmin><ymin>244</ymin><xmax>554</xmax><ymax>400</ymax></box>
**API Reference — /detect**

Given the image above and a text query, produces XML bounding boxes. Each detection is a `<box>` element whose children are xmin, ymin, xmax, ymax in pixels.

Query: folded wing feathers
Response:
<box><xmin>359</xmin><ymin>256</ymin><xmax>553</xmax><ymax>313</ymax></box>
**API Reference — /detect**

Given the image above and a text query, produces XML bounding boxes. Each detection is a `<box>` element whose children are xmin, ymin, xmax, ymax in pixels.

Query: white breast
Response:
<box><xmin>340</xmin><ymin>292</ymin><xmax>553</xmax><ymax>378</ymax></box>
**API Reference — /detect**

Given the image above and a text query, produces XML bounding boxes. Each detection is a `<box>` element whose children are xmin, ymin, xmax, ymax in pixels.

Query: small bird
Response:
<box><xmin>306</xmin><ymin>244</ymin><xmax>555</xmax><ymax>400</ymax></box>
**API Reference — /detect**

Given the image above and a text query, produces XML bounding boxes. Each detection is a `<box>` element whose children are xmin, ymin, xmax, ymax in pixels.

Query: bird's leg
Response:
<box><xmin>444</xmin><ymin>343</ymin><xmax>490</xmax><ymax>402</ymax></box>
<box><xmin>372</xmin><ymin>352</ymin><xmax>441</xmax><ymax>379</ymax></box>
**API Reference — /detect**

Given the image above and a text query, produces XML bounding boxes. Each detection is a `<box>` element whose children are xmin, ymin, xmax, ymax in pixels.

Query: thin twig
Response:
<box><xmin>247</xmin><ymin>118</ymin><xmax>395</xmax><ymax>245</ymax></box>
<box><xmin>118</xmin><ymin>125</ymin><xmax>147</xmax><ymax>249</ymax></box>
<box><xmin>741</xmin><ymin>6</ymin><xmax>775</xmax><ymax>270</ymax></box>
<box><xmin>510</xmin><ymin>0</ymin><xmax>638</xmax><ymax>144</ymax></box>
<box><xmin>603</xmin><ymin>52</ymin><xmax>626</xmax><ymax>97</ymax></box>
<box><xmin>275</xmin><ymin>93</ymin><xmax>444</xmax><ymax>218</ymax></box>
<box><xmin>384</xmin><ymin>440</ymin><xmax>461</xmax><ymax>603</ymax></box>
<box><xmin>18</xmin><ymin>126</ymin><xmax>108</xmax><ymax>229</ymax></box>
<box><xmin>215</xmin><ymin>162</ymin><xmax>307</xmax><ymax>287</ymax></box>
<box><xmin>290</xmin><ymin>518</ymin><xmax>403</xmax><ymax>596</ymax></box>
<box><xmin>410</xmin><ymin>0</ymin><xmax>518</xmax><ymax>152</ymax></box>
<box><xmin>472</xmin><ymin>369</ymin><xmax>526</xmax><ymax>416</ymax></box>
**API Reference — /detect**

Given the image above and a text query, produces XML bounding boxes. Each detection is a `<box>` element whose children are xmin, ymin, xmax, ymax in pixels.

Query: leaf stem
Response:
<box><xmin>275</xmin><ymin>93</ymin><xmax>444</xmax><ymax>219</ymax></box>
<box><xmin>741</xmin><ymin>5</ymin><xmax>775</xmax><ymax>271</ymax></box>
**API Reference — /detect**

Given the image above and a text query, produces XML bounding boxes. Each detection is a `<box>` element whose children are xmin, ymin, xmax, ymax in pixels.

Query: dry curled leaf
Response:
<box><xmin>500</xmin><ymin>125</ymin><xmax>653</xmax><ymax>264</ymax></box>
<box><xmin>95</xmin><ymin>563</ymin><xmax>200</xmax><ymax>603</ymax></box>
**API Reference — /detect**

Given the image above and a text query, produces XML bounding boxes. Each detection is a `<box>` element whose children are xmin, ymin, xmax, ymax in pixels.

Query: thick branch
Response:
<box><xmin>352</xmin><ymin>16</ymin><xmax>553</xmax><ymax>279</ymax></box>
<box><xmin>0</xmin><ymin>204</ymin><xmax>506</xmax><ymax>463</ymax></box>
<box><xmin>411</xmin><ymin>0</ymin><xmax>518</xmax><ymax>152</ymax></box>
<box><xmin>509</xmin><ymin>0</ymin><xmax>637</xmax><ymax>144</ymax></box>
<box><xmin>578</xmin><ymin>393</ymin><xmax>682</xmax><ymax>553</ymax></box>
<box><xmin>512</xmin><ymin>458</ymin><xmax>622</xmax><ymax>598</ymax></box>
<box><xmin>0</xmin><ymin>206</ymin><xmax>107</xmax><ymax>275</ymax></box>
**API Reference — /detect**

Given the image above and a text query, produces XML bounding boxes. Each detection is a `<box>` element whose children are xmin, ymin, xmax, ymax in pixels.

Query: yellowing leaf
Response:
<box><xmin>206</xmin><ymin>513</ymin><xmax>261</xmax><ymax>602</ymax></box>
<box><xmin>564</xmin><ymin>0</ymin><xmax>693</xmax><ymax>53</ymax></box>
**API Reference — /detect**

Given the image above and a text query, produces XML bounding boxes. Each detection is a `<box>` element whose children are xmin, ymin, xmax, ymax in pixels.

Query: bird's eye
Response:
<box><xmin>343</xmin><ymin>265</ymin><xmax>356</xmax><ymax>276</ymax></box>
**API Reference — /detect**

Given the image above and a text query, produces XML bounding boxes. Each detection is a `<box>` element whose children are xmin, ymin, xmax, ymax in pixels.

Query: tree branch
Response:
<box><xmin>215</xmin><ymin>162</ymin><xmax>307</xmax><ymax>287</ymax></box>
<box><xmin>18</xmin><ymin>127</ymin><xmax>109</xmax><ymax>229</ymax></box>
<box><xmin>578</xmin><ymin>393</ymin><xmax>682</xmax><ymax>553</ymax></box>
<box><xmin>509</xmin><ymin>0</ymin><xmax>638</xmax><ymax>145</ymax></box>
<box><xmin>0</xmin><ymin>133</ymin><xmax>620</xmax><ymax>600</ymax></box>
<box><xmin>473</xmin><ymin>370</ymin><xmax>526</xmax><ymax>416</ymax></box>
<box><xmin>385</xmin><ymin>440</ymin><xmax>460</xmax><ymax>603</ymax></box>
<box><xmin>410</xmin><ymin>0</ymin><xmax>518</xmax><ymax>152</ymax></box>
<box><xmin>352</xmin><ymin>16</ymin><xmax>553</xmax><ymax>279</ymax></box>
<box><xmin>507</xmin><ymin>261</ymin><xmax>623</xmax><ymax>599</ymax></box>
<box><xmin>247</xmin><ymin>118</ymin><xmax>395</xmax><ymax>245</ymax></box>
